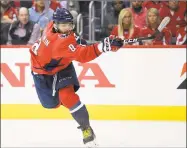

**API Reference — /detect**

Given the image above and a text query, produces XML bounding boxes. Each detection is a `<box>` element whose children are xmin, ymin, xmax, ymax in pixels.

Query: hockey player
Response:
<box><xmin>29</xmin><ymin>8</ymin><xmax>123</xmax><ymax>147</ymax></box>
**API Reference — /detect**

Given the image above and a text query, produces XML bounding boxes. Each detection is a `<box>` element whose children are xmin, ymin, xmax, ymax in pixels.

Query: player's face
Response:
<box><xmin>57</xmin><ymin>23</ymin><xmax>74</xmax><ymax>34</ymax></box>
<box><xmin>122</xmin><ymin>12</ymin><xmax>131</xmax><ymax>26</ymax></box>
<box><xmin>148</xmin><ymin>12</ymin><xmax>157</xmax><ymax>24</ymax></box>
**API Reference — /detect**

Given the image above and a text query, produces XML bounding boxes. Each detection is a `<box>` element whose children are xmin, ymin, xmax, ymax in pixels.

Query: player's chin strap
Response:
<box><xmin>53</xmin><ymin>23</ymin><xmax>60</xmax><ymax>33</ymax></box>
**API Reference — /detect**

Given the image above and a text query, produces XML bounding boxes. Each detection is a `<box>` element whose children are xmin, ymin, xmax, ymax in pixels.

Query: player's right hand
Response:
<box><xmin>97</xmin><ymin>36</ymin><xmax>124</xmax><ymax>53</ymax></box>
<box><xmin>109</xmin><ymin>36</ymin><xmax>124</xmax><ymax>52</ymax></box>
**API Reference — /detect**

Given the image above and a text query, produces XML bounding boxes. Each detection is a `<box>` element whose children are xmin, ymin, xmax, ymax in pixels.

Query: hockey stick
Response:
<box><xmin>123</xmin><ymin>16</ymin><xmax>171</xmax><ymax>44</ymax></box>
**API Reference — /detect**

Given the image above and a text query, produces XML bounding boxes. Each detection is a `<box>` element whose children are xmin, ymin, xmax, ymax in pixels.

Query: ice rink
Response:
<box><xmin>1</xmin><ymin>120</ymin><xmax>186</xmax><ymax>147</ymax></box>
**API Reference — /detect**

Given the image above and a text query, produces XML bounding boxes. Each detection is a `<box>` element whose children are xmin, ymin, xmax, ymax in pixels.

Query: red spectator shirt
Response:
<box><xmin>13</xmin><ymin>1</ymin><xmax>20</xmax><ymax>8</ymax></box>
<box><xmin>143</xmin><ymin>1</ymin><xmax>167</xmax><ymax>11</ymax></box>
<box><xmin>3</xmin><ymin>7</ymin><xmax>17</xmax><ymax>20</ymax></box>
<box><xmin>29</xmin><ymin>0</ymin><xmax>61</xmax><ymax>11</ymax></box>
<box><xmin>140</xmin><ymin>27</ymin><xmax>172</xmax><ymax>45</ymax></box>
<box><xmin>176</xmin><ymin>27</ymin><xmax>186</xmax><ymax>45</ymax></box>
<box><xmin>131</xmin><ymin>7</ymin><xmax>147</xmax><ymax>28</ymax></box>
<box><xmin>30</xmin><ymin>22</ymin><xmax>102</xmax><ymax>75</ymax></box>
<box><xmin>110</xmin><ymin>25</ymin><xmax>140</xmax><ymax>39</ymax></box>
<box><xmin>160</xmin><ymin>1</ymin><xmax>186</xmax><ymax>37</ymax></box>
<box><xmin>50</xmin><ymin>0</ymin><xmax>61</xmax><ymax>11</ymax></box>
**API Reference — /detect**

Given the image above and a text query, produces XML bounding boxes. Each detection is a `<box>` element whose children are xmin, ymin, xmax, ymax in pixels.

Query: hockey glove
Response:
<box><xmin>97</xmin><ymin>36</ymin><xmax>124</xmax><ymax>53</ymax></box>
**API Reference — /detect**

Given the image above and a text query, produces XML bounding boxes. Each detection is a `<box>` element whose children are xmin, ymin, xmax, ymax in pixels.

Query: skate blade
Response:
<box><xmin>85</xmin><ymin>140</ymin><xmax>99</xmax><ymax>148</ymax></box>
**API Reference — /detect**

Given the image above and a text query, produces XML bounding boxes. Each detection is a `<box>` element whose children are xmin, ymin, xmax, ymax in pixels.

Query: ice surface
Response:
<box><xmin>1</xmin><ymin>120</ymin><xmax>186</xmax><ymax>147</ymax></box>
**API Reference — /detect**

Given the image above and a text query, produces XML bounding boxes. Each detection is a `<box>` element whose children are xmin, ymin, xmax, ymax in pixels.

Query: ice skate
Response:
<box><xmin>78</xmin><ymin>126</ymin><xmax>98</xmax><ymax>148</ymax></box>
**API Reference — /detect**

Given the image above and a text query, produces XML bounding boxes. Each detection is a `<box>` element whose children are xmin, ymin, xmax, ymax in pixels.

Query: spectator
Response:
<box><xmin>7</xmin><ymin>7</ymin><xmax>40</xmax><ymax>45</ymax></box>
<box><xmin>102</xmin><ymin>0</ymin><xmax>125</xmax><ymax>36</ymax></box>
<box><xmin>70</xmin><ymin>10</ymin><xmax>78</xmax><ymax>25</ymax></box>
<box><xmin>0</xmin><ymin>0</ymin><xmax>17</xmax><ymax>23</ymax></box>
<box><xmin>60</xmin><ymin>1</ymin><xmax>68</xmax><ymax>9</ymax></box>
<box><xmin>110</xmin><ymin>8</ymin><xmax>140</xmax><ymax>45</ymax></box>
<box><xmin>160</xmin><ymin>1</ymin><xmax>186</xmax><ymax>44</ymax></box>
<box><xmin>176</xmin><ymin>10</ymin><xmax>187</xmax><ymax>45</ymax></box>
<box><xmin>50</xmin><ymin>0</ymin><xmax>80</xmax><ymax>14</ymax></box>
<box><xmin>130</xmin><ymin>1</ymin><xmax>147</xmax><ymax>28</ymax></box>
<box><xmin>14</xmin><ymin>0</ymin><xmax>61</xmax><ymax>10</ymax></box>
<box><xmin>50</xmin><ymin>0</ymin><xmax>61</xmax><ymax>11</ymax></box>
<box><xmin>124</xmin><ymin>1</ymin><xmax>130</xmax><ymax>8</ymax></box>
<box><xmin>0</xmin><ymin>23</ymin><xmax>11</xmax><ymax>45</ymax></box>
<box><xmin>0</xmin><ymin>9</ymin><xmax>11</xmax><ymax>45</ymax></box>
<box><xmin>140</xmin><ymin>8</ymin><xmax>172</xmax><ymax>45</ymax></box>
<box><xmin>67</xmin><ymin>1</ymin><xmax>80</xmax><ymax>13</ymax></box>
<box><xmin>13</xmin><ymin>1</ymin><xmax>33</xmax><ymax>9</ymax></box>
<box><xmin>67</xmin><ymin>1</ymin><xmax>80</xmax><ymax>25</ymax></box>
<box><xmin>29</xmin><ymin>0</ymin><xmax>54</xmax><ymax>33</ymax></box>
<box><xmin>143</xmin><ymin>1</ymin><xmax>167</xmax><ymax>11</ymax></box>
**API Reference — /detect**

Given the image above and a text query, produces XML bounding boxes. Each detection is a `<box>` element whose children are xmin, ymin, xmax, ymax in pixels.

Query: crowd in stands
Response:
<box><xmin>0</xmin><ymin>0</ymin><xmax>186</xmax><ymax>46</ymax></box>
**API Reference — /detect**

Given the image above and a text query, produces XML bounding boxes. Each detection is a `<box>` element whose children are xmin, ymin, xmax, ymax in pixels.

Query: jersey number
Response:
<box><xmin>31</xmin><ymin>38</ymin><xmax>41</xmax><ymax>55</ymax></box>
<box><xmin>68</xmin><ymin>44</ymin><xmax>76</xmax><ymax>52</ymax></box>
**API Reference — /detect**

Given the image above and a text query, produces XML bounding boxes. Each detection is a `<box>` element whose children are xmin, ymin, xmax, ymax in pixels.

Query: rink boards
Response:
<box><xmin>1</xmin><ymin>46</ymin><xmax>186</xmax><ymax>121</ymax></box>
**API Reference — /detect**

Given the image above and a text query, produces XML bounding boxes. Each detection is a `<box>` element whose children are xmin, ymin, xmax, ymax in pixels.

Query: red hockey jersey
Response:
<box><xmin>176</xmin><ymin>27</ymin><xmax>186</xmax><ymax>45</ymax></box>
<box><xmin>142</xmin><ymin>1</ymin><xmax>167</xmax><ymax>11</ymax></box>
<box><xmin>30</xmin><ymin>22</ymin><xmax>101</xmax><ymax>75</ymax></box>
<box><xmin>140</xmin><ymin>27</ymin><xmax>172</xmax><ymax>45</ymax></box>
<box><xmin>110</xmin><ymin>25</ymin><xmax>140</xmax><ymax>39</ymax></box>
<box><xmin>159</xmin><ymin>1</ymin><xmax>186</xmax><ymax>37</ymax></box>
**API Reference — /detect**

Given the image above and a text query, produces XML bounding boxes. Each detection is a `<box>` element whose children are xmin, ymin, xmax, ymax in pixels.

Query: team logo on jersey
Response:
<box><xmin>176</xmin><ymin>25</ymin><xmax>180</xmax><ymax>28</ymax></box>
<box><xmin>176</xmin><ymin>16</ymin><xmax>181</xmax><ymax>21</ymax></box>
<box><xmin>68</xmin><ymin>44</ymin><xmax>76</xmax><ymax>52</ymax></box>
